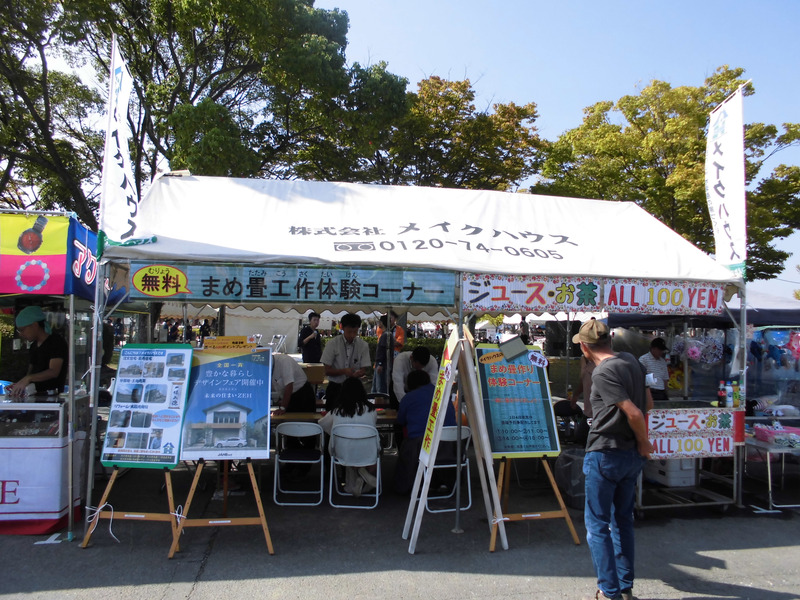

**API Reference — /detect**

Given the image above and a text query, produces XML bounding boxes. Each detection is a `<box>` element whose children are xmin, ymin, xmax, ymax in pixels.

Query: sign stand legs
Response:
<box><xmin>168</xmin><ymin>459</ymin><xmax>273</xmax><ymax>559</ymax></box>
<box><xmin>489</xmin><ymin>457</ymin><xmax>581</xmax><ymax>552</ymax></box>
<box><xmin>81</xmin><ymin>466</ymin><xmax>180</xmax><ymax>554</ymax></box>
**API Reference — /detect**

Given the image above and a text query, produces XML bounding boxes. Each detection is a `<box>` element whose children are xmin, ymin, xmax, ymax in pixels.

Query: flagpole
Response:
<box><xmin>709</xmin><ymin>80</ymin><xmax>752</xmax><ymax>115</ymax></box>
<box><xmin>85</xmin><ymin>35</ymin><xmax>117</xmax><ymax>538</ymax></box>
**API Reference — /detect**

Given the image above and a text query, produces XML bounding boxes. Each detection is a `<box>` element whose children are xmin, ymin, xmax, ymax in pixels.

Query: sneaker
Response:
<box><xmin>358</xmin><ymin>467</ymin><xmax>378</xmax><ymax>489</ymax></box>
<box><xmin>621</xmin><ymin>591</ymin><xmax>637</xmax><ymax>600</ymax></box>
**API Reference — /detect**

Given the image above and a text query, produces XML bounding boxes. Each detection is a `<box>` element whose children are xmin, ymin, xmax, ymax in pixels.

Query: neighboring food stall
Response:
<box><xmin>0</xmin><ymin>210</ymin><xmax>126</xmax><ymax>535</ymax></box>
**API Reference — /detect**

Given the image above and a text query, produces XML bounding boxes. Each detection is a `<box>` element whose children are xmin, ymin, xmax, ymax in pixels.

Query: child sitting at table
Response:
<box><xmin>319</xmin><ymin>377</ymin><xmax>379</xmax><ymax>497</ymax></box>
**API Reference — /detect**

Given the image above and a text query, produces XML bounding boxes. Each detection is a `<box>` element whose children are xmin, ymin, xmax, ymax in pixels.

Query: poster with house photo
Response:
<box><xmin>179</xmin><ymin>347</ymin><xmax>272</xmax><ymax>461</ymax></box>
<box><xmin>101</xmin><ymin>344</ymin><xmax>194</xmax><ymax>469</ymax></box>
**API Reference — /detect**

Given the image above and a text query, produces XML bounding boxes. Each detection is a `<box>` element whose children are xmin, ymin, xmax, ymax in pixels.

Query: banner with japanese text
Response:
<box><xmin>475</xmin><ymin>344</ymin><xmax>560</xmax><ymax>457</ymax></box>
<box><xmin>602</xmin><ymin>279</ymin><xmax>726</xmax><ymax>315</ymax></box>
<box><xmin>98</xmin><ymin>38</ymin><xmax>153</xmax><ymax>255</ymax></box>
<box><xmin>648</xmin><ymin>407</ymin><xmax>743</xmax><ymax>459</ymax></box>
<box><xmin>461</xmin><ymin>274</ymin><xmax>726</xmax><ymax>316</ymax></box>
<box><xmin>705</xmin><ymin>88</ymin><xmax>746</xmax><ymax>277</ymax></box>
<box><xmin>462</xmin><ymin>273</ymin><xmax>602</xmax><ymax>313</ymax></box>
<box><xmin>130</xmin><ymin>262</ymin><xmax>456</xmax><ymax>306</ymax></box>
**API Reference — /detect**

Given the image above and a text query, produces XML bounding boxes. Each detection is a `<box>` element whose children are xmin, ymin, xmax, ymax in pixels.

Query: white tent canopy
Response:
<box><xmin>107</xmin><ymin>175</ymin><xmax>741</xmax><ymax>287</ymax></box>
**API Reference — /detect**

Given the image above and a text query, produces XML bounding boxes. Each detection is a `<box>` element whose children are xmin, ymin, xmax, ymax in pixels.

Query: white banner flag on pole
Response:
<box><xmin>705</xmin><ymin>87</ymin><xmax>746</xmax><ymax>278</ymax></box>
<box><xmin>99</xmin><ymin>38</ymin><xmax>152</xmax><ymax>256</ymax></box>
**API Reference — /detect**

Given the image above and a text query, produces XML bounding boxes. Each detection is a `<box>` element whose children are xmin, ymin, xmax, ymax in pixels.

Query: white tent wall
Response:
<box><xmin>107</xmin><ymin>175</ymin><xmax>741</xmax><ymax>286</ymax></box>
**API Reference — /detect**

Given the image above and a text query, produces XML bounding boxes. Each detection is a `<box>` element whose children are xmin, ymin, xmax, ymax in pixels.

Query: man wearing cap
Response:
<box><xmin>639</xmin><ymin>338</ymin><xmax>670</xmax><ymax>402</ymax></box>
<box><xmin>574</xmin><ymin>319</ymin><xmax>653</xmax><ymax>600</ymax></box>
<box><xmin>7</xmin><ymin>306</ymin><xmax>68</xmax><ymax>397</ymax></box>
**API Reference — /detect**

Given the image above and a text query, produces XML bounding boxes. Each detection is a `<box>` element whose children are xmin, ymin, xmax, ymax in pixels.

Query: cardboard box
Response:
<box><xmin>644</xmin><ymin>458</ymin><xmax>697</xmax><ymax>487</ymax></box>
<box><xmin>301</xmin><ymin>363</ymin><xmax>326</xmax><ymax>385</ymax></box>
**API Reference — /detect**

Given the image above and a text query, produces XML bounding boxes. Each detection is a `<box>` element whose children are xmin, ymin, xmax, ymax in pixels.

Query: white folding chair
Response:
<box><xmin>328</xmin><ymin>423</ymin><xmax>381</xmax><ymax>509</ymax></box>
<box><xmin>425</xmin><ymin>426</ymin><xmax>472</xmax><ymax>513</ymax></box>
<box><xmin>273</xmin><ymin>422</ymin><xmax>325</xmax><ymax>506</ymax></box>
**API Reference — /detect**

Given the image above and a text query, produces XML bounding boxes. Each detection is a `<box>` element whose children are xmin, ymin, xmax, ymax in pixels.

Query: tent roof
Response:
<box><xmin>106</xmin><ymin>175</ymin><xmax>740</xmax><ymax>285</ymax></box>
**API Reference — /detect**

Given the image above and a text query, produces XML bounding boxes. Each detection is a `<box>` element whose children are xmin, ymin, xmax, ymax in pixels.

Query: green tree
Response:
<box><xmin>386</xmin><ymin>77</ymin><xmax>542</xmax><ymax>190</ymax></box>
<box><xmin>532</xmin><ymin>66</ymin><xmax>800</xmax><ymax>281</ymax></box>
<box><xmin>0</xmin><ymin>0</ymin><xmax>105</xmax><ymax>227</ymax></box>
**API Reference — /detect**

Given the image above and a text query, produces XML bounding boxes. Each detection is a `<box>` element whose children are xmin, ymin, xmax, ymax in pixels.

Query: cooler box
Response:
<box><xmin>644</xmin><ymin>457</ymin><xmax>697</xmax><ymax>487</ymax></box>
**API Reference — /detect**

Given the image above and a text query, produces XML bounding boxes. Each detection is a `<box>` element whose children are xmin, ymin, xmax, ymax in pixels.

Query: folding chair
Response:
<box><xmin>367</xmin><ymin>393</ymin><xmax>395</xmax><ymax>452</ymax></box>
<box><xmin>425</xmin><ymin>426</ymin><xmax>472</xmax><ymax>513</ymax></box>
<box><xmin>328</xmin><ymin>423</ymin><xmax>381</xmax><ymax>509</ymax></box>
<box><xmin>273</xmin><ymin>422</ymin><xmax>325</xmax><ymax>506</ymax></box>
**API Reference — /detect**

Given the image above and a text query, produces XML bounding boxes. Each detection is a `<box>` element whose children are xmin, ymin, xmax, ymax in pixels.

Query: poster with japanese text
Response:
<box><xmin>648</xmin><ymin>408</ymin><xmax>740</xmax><ymax>459</ymax></box>
<box><xmin>475</xmin><ymin>344</ymin><xmax>560</xmax><ymax>458</ymax></box>
<box><xmin>179</xmin><ymin>347</ymin><xmax>272</xmax><ymax>461</ymax></box>
<box><xmin>101</xmin><ymin>344</ymin><xmax>193</xmax><ymax>469</ymax></box>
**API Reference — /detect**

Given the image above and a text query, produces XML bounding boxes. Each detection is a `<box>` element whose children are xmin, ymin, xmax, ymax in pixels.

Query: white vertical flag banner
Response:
<box><xmin>705</xmin><ymin>88</ymin><xmax>746</xmax><ymax>278</ymax></box>
<box><xmin>99</xmin><ymin>38</ymin><xmax>152</xmax><ymax>256</ymax></box>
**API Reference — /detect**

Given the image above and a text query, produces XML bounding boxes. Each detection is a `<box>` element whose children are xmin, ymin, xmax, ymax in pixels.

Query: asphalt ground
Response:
<box><xmin>1</xmin><ymin>449</ymin><xmax>799</xmax><ymax>600</ymax></box>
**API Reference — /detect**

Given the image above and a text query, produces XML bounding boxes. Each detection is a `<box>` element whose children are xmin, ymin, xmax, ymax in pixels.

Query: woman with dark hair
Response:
<box><xmin>320</xmin><ymin>377</ymin><xmax>379</xmax><ymax>496</ymax></box>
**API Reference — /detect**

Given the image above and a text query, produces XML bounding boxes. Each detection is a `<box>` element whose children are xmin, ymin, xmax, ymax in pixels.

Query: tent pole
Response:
<box><xmin>454</xmin><ymin>276</ymin><xmax>465</xmax><ymax>533</ymax></box>
<box><xmin>683</xmin><ymin>319</ymin><xmax>690</xmax><ymax>400</ymax></box>
<box><xmin>66</xmin><ymin>295</ymin><xmax>75</xmax><ymax>540</ymax></box>
<box><xmin>736</xmin><ymin>284</ymin><xmax>747</xmax><ymax>507</ymax></box>
<box><xmin>84</xmin><ymin>262</ymin><xmax>107</xmax><ymax>538</ymax></box>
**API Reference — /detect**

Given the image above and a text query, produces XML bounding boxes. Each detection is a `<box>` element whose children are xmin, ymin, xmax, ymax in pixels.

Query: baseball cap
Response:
<box><xmin>651</xmin><ymin>337</ymin><xmax>668</xmax><ymax>351</ymax></box>
<box><xmin>572</xmin><ymin>319</ymin><xmax>610</xmax><ymax>345</ymax></box>
<box><xmin>16</xmin><ymin>305</ymin><xmax>46</xmax><ymax>328</ymax></box>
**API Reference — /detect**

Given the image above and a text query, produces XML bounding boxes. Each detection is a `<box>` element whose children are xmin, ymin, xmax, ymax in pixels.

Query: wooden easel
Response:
<box><xmin>489</xmin><ymin>455</ymin><xmax>581</xmax><ymax>551</ymax></box>
<box><xmin>81</xmin><ymin>466</ymin><xmax>181</xmax><ymax>554</ymax></box>
<box><xmin>168</xmin><ymin>458</ymin><xmax>273</xmax><ymax>558</ymax></box>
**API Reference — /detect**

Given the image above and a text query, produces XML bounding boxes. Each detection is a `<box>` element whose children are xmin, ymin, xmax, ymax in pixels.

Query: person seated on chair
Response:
<box><xmin>393</xmin><ymin>370</ymin><xmax>456</xmax><ymax>495</ymax></box>
<box><xmin>319</xmin><ymin>377</ymin><xmax>379</xmax><ymax>497</ymax></box>
<box><xmin>391</xmin><ymin>346</ymin><xmax>440</xmax><ymax>406</ymax></box>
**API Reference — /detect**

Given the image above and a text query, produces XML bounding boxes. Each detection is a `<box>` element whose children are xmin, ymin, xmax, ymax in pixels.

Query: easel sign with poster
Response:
<box><xmin>83</xmin><ymin>344</ymin><xmax>194</xmax><ymax>552</ymax></box>
<box><xmin>474</xmin><ymin>341</ymin><xmax>580</xmax><ymax>549</ymax></box>
<box><xmin>168</xmin><ymin>346</ymin><xmax>274</xmax><ymax>558</ymax></box>
<box><xmin>403</xmin><ymin>328</ymin><xmax>508</xmax><ymax>554</ymax></box>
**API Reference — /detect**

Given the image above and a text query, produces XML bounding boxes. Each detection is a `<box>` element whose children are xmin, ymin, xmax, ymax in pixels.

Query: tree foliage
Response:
<box><xmin>0</xmin><ymin>0</ymin><xmax>105</xmax><ymax>227</ymax></box>
<box><xmin>532</xmin><ymin>66</ymin><xmax>800</xmax><ymax>280</ymax></box>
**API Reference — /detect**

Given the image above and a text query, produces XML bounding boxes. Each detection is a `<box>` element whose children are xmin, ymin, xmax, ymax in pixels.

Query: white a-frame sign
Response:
<box><xmin>402</xmin><ymin>328</ymin><xmax>508</xmax><ymax>553</ymax></box>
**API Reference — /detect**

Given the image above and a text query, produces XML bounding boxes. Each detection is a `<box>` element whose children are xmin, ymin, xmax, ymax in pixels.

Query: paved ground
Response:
<box><xmin>1</xmin><ymin>452</ymin><xmax>799</xmax><ymax>600</ymax></box>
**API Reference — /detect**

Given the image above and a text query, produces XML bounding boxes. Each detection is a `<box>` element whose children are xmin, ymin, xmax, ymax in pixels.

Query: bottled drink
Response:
<box><xmin>567</xmin><ymin>384</ymin><xmax>574</xmax><ymax>403</ymax></box>
<box><xmin>725</xmin><ymin>381</ymin><xmax>734</xmax><ymax>408</ymax></box>
<box><xmin>732</xmin><ymin>381</ymin><xmax>740</xmax><ymax>408</ymax></box>
<box><xmin>717</xmin><ymin>381</ymin><xmax>726</xmax><ymax>407</ymax></box>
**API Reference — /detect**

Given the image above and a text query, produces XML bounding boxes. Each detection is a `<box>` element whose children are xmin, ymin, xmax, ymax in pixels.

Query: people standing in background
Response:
<box><xmin>375</xmin><ymin>311</ymin><xmax>405</xmax><ymax>356</ymax></box>
<box><xmin>321</xmin><ymin>313</ymin><xmax>371</xmax><ymax>411</ymax></box>
<box><xmin>298</xmin><ymin>311</ymin><xmax>322</xmax><ymax>363</ymax></box>
<box><xmin>199</xmin><ymin>319</ymin><xmax>211</xmax><ymax>345</ymax></box>
<box><xmin>372</xmin><ymin>315</ymin><xmax>391</xmax><ymax>395</ymax></box>
<box><xmin>638</xmin><ymin>338</ymin><xmax>670</xmax><ymax>402</ymax></box>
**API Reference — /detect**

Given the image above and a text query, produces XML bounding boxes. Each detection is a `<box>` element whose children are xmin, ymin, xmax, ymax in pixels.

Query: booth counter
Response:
<box><xmin>0</xmin><ymin>395</ymin><xmax>90</xmax><ymax>534</ymax></box>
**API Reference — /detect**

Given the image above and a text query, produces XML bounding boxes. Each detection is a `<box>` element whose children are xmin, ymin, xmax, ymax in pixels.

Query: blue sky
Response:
<box><xmin>315</xmin><ymin>0</ymin><xmax>800</xmax><ymax>299</ymax></box>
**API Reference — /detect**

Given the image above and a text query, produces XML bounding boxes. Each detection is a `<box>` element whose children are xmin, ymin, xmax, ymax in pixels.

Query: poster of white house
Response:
<box><xmin>179</xmin><ymin>347</ymin><xmax>273</xmax><ymax>461</ymax></box>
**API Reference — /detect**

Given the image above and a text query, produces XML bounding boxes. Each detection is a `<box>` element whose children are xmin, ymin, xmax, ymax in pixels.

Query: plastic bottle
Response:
<box><xmin>567</xmin><ymin>384</ymin><xmax>573</xmax><ymax>402</ymax></box>
<box><xmin>716</xmin><ymin>381</ymin><xmax>726</xmax><ymax>407</ymax></box>
<box><xmin>732</xmin><ymin>381</ymin><xmax>740</xmax><ymax>408</ymax></box>
<box><xmin>724</xmin><ymin>380</ymin><xmax>734</xmax><ymax>408</ymax></box>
